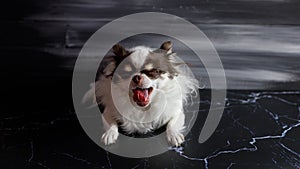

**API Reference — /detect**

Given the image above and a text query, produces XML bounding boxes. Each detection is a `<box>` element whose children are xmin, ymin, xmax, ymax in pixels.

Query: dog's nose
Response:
<box><xmin>132</xmin><ymin>75</ymin><xmax>143</xmax><ymax>84</ymax></box>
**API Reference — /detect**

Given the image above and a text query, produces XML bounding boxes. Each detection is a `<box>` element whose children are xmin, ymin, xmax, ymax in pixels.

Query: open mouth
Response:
<box><xmin>132</xmin><ymin>87</ymin><xmax>153</xmax><ymax>107</ymax></box>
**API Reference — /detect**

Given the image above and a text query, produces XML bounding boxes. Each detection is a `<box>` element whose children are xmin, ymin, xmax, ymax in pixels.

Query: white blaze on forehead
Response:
<box><xmin>129</xmin><ymin>46</ymin><xmax>152</xmax><ymax>68</ymax></box>
<box><xmin>144</xmin><ymin>63</ymin><xmax>154</xmax><ymax>70</ymax></box>
<box><xmin>124</xmin><ymin>64</ymin><xmax>132</xmax><ymax>72</ymax></box>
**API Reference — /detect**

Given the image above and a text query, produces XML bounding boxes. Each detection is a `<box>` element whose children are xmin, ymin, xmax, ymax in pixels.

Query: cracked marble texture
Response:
<box><xmin>1</xmin><ymin>90</ymin><xmax>300</xmax><ymax>169</ymax></box>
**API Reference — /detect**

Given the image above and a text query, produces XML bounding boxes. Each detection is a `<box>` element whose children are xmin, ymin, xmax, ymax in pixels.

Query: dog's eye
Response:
<box><xmin>124</xmin><ymin>64</ymin><xmax>132</xmax><ymax>72</ymax></box>
<box><xmin>119</xmin><ymin>71</ymin><xmax>132</xmax><ymax>79</ymax></box>
<box><xmin>141</xmin><ymin>69</ymin><xmax>165</xmax><ymax>79</ymax></box>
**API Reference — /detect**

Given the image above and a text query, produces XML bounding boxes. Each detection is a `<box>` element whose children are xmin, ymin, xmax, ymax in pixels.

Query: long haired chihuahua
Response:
<box><xmin>83</xmin><ymin>41</ymin><xmax>198</xmax><ymax>146</ymax></box>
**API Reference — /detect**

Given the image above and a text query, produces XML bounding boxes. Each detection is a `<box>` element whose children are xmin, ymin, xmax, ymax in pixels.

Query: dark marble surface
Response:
<box><xmin>1</xmin><ymin>89</ymin><xmax>300</xmax><ymax>169</ymax></box>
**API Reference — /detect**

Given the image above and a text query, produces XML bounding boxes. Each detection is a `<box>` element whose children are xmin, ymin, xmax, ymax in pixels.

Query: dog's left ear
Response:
<box><xmin>160</xmin><ymin>41</ymin><xmax>172</xmax><ymax>54</ymax></box>
<box><xmin>161</xmin><ymin>41</ymin><xmax>180</xmax><ymax>78</ymax></box>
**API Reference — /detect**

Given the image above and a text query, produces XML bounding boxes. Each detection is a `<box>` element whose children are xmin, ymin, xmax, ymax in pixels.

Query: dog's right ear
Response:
<box><xmin>112</xmin><ymin>44</ymin><xmax>130</xmax><ymax>61</ymax></box>
<box><xmin>101</xmin><ymin>44</ymin><xmax>128</xmax><ymax>77</ymax></box>
<box><xmin>101</xmin><ymin>44</ymin><xmax>130</xmax><ymax>77</ymax></box>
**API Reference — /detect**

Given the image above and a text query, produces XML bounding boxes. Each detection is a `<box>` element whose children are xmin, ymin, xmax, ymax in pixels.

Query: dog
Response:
<box><xmin>83</xmin><ymin>41</ymin><xmax>199</xmax><ymax>146</ymax></box>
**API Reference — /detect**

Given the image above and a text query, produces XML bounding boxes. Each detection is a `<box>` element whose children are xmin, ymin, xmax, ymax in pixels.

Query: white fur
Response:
<box><xmin>144</xmin><ymin>63</ymin><xmax>154</xmax><ymax>70</ymax></box>
<box><xmin>83</xmin><ymin>45</ymin><xmax>199</xmax><ymax>146</ymax></box>
<box><xmin>128</xmin><ymin>46</ymin><xmax>150</xmax><ymax>68</ymax></box>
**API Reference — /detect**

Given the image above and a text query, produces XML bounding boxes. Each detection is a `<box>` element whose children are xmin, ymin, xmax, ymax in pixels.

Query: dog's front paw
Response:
<box><xmin>166</xmin><ymin>129</ymin><xmax>185</xmax><ymax>147</ymax></box>
<box><xmin>101</xmin><ymin>127</ymin><xmax>119</xmax><ymax>145</ymax></box>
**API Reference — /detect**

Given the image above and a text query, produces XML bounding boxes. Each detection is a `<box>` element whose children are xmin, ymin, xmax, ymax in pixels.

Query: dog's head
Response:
<box><xmin>106</xmin><ymin>41</ymin><xmax>180</xmax><ymax>108</ymax></box>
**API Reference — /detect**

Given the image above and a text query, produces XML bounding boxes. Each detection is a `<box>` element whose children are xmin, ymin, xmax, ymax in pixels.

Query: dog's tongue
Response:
<box><xmin>133</xmin><ymin>88</ymin><xmax>149</xmax><ymax>103</ymax></box>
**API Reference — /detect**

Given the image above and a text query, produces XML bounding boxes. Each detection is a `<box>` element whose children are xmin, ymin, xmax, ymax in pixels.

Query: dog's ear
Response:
<box><xmin>103</xmin><ymin>44</ymin><xmax>130</xmax><ymax>76</ymax></box>
<box><xmin>160</xmin><ymin>41</ymin><xmax>172</xmax><ymax>54</ymax></box>
<box><xmin>112</xmin><ymin>44</ymin><xmax>130</xmax><ymax>58</ymax></box>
